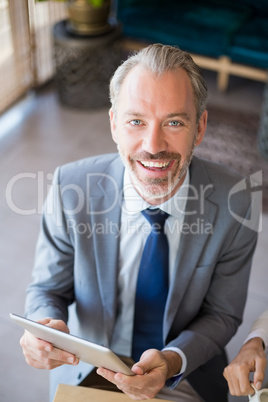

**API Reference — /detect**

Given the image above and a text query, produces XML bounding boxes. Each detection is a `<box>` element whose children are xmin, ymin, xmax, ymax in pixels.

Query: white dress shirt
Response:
<box><xmin>110</xmin><ymin>168</ymin><xmax>190</xmax><ymax>375</ymax></box>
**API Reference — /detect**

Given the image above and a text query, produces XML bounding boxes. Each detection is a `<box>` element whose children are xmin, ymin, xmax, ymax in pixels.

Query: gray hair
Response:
<box><xmin>109</xmin><ymin>43</ymin><xmax>208</xmax><ymax>121</ymax></box>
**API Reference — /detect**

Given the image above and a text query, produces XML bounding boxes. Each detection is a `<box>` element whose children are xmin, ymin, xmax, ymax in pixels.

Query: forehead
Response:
<box><xmin>117</xmin><ymin>65</ymin><xmax>195</xmax><ymax>114</ymax></box>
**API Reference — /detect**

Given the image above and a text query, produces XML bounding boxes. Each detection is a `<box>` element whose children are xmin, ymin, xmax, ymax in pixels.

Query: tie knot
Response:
<box><xmin>142</xmin><ymin>208</ymin><xmax>169</xmax><ymax>231</ymax></box>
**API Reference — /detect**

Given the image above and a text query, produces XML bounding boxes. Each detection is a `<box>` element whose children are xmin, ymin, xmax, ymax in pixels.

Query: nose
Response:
<box><xmin>142</xmin><ymin>124</ymin><xmax>167</xmax><ymax>155</ymax></box>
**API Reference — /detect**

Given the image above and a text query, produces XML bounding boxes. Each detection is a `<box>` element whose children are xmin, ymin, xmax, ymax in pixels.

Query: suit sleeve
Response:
<box><xmin>166</xmin><ymin>201</ymin><xmax>259</xmax><ymax>379</ymax></box>
<box><xmin>25</xmin><ymin>167</ymin><xmax>74</xmax><ymax>323</ymax></box>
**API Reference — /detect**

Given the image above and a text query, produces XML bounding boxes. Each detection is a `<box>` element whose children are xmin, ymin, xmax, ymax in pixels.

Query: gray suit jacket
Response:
<box><xmin>25</xmin><ymin>154</ymin><xmax>258</xmax><ymax>401</ymax></box>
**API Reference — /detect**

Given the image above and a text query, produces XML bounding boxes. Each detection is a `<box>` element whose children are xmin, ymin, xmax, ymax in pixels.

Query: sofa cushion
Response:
<box><xmin>228</xmin><ymin>15</ymin><xmax>268</xmax><ymax>68</ymax></box>
<box><xmin>117</xmin><ymin>0</ymin><xmax>252</xmax><ymax>57</ymax></box>
<box><xmin>237</xmin><ymin>0</ymin><xmax>268</xmax><ymax>17</ymax></box>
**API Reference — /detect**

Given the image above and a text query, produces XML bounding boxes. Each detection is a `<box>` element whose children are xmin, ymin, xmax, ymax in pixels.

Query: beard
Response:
<box><xmin>117</xmin><ymin>141</ymin><xmax>196</xmax><ymax>201</ymax></box>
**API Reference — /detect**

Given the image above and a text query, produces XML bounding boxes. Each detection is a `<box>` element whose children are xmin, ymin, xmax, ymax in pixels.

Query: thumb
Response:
<box><xmin>132</xmin><ymin>364</ymin><xmax>144</xmax><ymax>375</ymax></box>
<box><xmin>253</xmin><ymin>360</ymin><xmax>265</xmax><ymax>390</ymax></box>
<box><xmin>131</xmin><ymin>349</ymin><xmax>160</xmax><ymax>375</ymax></box>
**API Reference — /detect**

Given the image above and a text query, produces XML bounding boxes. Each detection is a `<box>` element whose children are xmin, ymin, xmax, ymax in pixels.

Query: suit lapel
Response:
<box><xmin>164</xmin><ymin>157</ymin><xmax>218</xmax><ymax>338</ymax></box>
<box><xmin>89</xmin><ymin>157</ymin><xmax>124</xmax><ymax>343</ymax></box>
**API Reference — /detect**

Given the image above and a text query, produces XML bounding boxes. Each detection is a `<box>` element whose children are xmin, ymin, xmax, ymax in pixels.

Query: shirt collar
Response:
<box><xmin>123</xmin><ymin>168</ymin><xmax>189</xmax><ymax>219</ymax></box>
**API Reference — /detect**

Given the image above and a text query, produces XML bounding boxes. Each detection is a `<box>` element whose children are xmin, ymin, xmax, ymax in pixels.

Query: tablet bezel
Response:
<box><xmin>10</xmin><ymin>313</ymin><xmax>134</xmax><ymax>376</ymax></box>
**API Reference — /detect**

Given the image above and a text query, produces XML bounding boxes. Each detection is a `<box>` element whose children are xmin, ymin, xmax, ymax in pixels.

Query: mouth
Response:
<box><xmin>139</xmin><ymin>160</ymin><xmax>172</xmax><ymax>171</ymax></box>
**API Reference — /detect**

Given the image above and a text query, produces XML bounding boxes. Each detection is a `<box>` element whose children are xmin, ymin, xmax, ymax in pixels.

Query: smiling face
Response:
<box><xmin>110</xmin><ymin>65</ymin><xmax>207</xmax><ymax>205</ymax></box>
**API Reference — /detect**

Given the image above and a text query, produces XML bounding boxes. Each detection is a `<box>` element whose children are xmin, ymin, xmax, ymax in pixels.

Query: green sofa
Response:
<box><xmin>116</xmin><ymin>0</ymin><xmax>268</xmax><ymax>90</ymax></box>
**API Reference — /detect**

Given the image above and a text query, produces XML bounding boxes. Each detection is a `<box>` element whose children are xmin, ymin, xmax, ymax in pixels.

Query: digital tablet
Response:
<box><xmin>10</xmin><ymin>313</ymin><xmax>134</xmax><ymax>376</ymax></box>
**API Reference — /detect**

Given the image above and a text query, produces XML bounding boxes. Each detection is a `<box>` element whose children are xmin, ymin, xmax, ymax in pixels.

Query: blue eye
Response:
<box><xmin>169</xmin><ymin>121</ymin><xmax>180</xmax><ymax>126</ymax></box>
<box><xmin>130</xmin><ymin>119</ymin><xmax>141</xmax><ymax>126</ymax></box>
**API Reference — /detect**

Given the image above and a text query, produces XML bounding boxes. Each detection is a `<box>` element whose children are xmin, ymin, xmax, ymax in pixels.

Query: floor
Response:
<box><xmin>0</xmin><ymin>71</ymin><xmax>267</xmax><ymax>402</ymax></box>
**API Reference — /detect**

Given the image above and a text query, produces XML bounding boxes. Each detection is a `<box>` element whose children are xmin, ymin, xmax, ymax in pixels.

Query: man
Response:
<box><xmin>224</xmin><ymin>310</ymin><xmax>268</xmax><ymax>396</ymax></box>
<box><xmin>20</xmin><ymin>44</ymin><xmax>258</xmax><ymax>402</ymax></box>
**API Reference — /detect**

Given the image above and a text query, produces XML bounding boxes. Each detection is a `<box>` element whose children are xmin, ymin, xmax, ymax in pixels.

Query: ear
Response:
<box><xmin>195</xmin><ymin>110</ymin><xmax>208</xmax><ymax>146</ymax></box>
<box><xmin>109</xmin><ymin>108</ymin><xmax>118</xmax><ymax>144</ymax></box>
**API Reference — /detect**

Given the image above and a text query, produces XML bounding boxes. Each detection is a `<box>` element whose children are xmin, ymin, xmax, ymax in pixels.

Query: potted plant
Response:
<box><xmin>36</xmin><ymin>0</ymin><xmax>112</xmax><ymax>36</ymax></box>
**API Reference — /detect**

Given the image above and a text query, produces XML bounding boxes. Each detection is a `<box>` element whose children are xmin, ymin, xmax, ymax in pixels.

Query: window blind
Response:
<box><xmin>0</xmin><ymin>0</ymin><xmax>67</xmax><ymax>114</ymax></box>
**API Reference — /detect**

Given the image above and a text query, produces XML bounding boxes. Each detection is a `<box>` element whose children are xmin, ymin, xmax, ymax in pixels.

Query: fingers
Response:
<box><xmin>19</xmin><ymin>318</ymin><xmax>79</xmax><ymax>370</ymax></box>
<box><xmin>97</xmin><ymin>367</ymin><xmax>151</xmax><ymax>400</ymax></box>
<box><xmin>21</xmin><ymin>346</ymin><xmax>75</xmax><ymax>370</ymax></box>
<box><xmin>97</xmin><ymin>349</ymin><xmax>168</xmax><ymax>400</ymax></box>
<box><xmin>223</xmin><ymin>338</ymin><xmax>267</xmax><ymax>396</ymax></box>
<box><xmin>223</xmin><ymin>363</ymin><xmax>253</xmax><ymax>396</ymax></box>
<box><xmin>21</xmin><ymin>344</ymin><xmax>79</xmax><ymax>369</ymax></box>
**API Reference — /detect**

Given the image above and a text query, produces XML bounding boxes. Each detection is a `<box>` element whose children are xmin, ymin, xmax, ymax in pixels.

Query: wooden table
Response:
<box><xmin>53</xmin><ymin>384</ymin><xmax>171</xmax><ymax>402</ymax></box>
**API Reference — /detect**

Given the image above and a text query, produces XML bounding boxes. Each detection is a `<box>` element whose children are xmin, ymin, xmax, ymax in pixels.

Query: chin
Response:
<box><xmin>130</xmin><ymin>174</ymin><xmax>177</xmax><ymax>201</ymax></box>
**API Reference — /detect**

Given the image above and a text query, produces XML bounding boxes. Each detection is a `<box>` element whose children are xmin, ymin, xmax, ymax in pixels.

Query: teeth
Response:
<box><xmin>141</xmin><ymin>161</ymin><xmax>170</xmax><ymax>168</ymax></box>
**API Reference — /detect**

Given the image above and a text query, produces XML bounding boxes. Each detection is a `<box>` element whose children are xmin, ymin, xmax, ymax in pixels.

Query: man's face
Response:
<box><xmin>110</xmin><ymin>65</ymin><xmax>207</xmax><ymax>205</ymax></box>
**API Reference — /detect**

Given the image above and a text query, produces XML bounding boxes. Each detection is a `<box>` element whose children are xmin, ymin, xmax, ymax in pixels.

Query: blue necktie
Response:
<box><xmin>132</xmin><ymin>208</ymin><xmax>169</xmax><ymax>362</ymax></box>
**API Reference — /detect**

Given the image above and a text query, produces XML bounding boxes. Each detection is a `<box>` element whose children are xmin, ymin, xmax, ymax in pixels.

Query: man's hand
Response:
<box><xmin>223</xmin><ymin>337</ymin><xmax>267</xmax><ymax>396</ymax></box>
<box><xmin>20</xmin><ymin>318</ymin><xmax>79</xmax><ymax>370</ymax></box>
<box><xmin>97</xmin><ymin>349</ymin><xmax>182</xmax><ymax>400</ymax></box>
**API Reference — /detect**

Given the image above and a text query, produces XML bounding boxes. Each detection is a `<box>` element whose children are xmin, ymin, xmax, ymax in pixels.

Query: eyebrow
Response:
<box><xmin>123</xmin><ymin>111</ymin><xmax>191</xmax><ymax>121</ymax></box>
<box><xmin>123</xmin><ymin>112</ymin><xmax>144</xmax><ymax>118</ymax></box>
<box><xmin>166</xmin><ymin>112</ymin><xmax>191</xmax><ymax>122</ymax></box>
